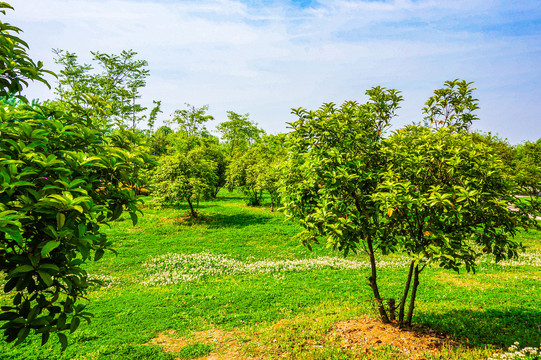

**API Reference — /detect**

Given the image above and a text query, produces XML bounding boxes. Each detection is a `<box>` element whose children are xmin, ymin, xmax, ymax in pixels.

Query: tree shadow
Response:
<box><xmin>205</xmin><ymin>212</ymin><xmax>272</xmax><ymax>229</ymax></box>
<box><xmin>417</xmin><ymin>308</ymin><xmax>541</xmax><ymax>348</ymax></box>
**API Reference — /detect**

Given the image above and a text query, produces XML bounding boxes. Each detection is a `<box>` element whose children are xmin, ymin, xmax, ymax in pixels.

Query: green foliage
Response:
<box><xmin>147</xmin><ymin>100</ymin><xmax>162</xmax><ymax>134</ymax></box>
<box><xmin>52</xmin><ymin>49</ymin><xmax>150</xmax><ymax>129</ymax></box>
<box><xmin>515</xmin><ymin>139</ymin><xmax>541</xmax><ymax>194</ymax></box>
<box><xmin>422</xmin><ymin>79</ymin><xmax>479</xmax><ymax>131</ymax></box>
<box><xmin>151</xmin><ymin>151</ymin><xmax>217</xmax><ymax>217</ymax></box>
<box><xmin>216</xmin><ymin>111</ymin><xmax>265</xmax><ymax>152</ymax></box>
<box><xmin>0</xmin><ymin>3</ymin><xmax>53</xmax><ymax>99</ymax></box>
<box><xmin>382</xmin><ymin>126</ymin><xmax>528</xmax><ymax>270</ymax></box>
<box><xmin>226</xmin><ymin>143</ymin><xmax>283</xmax><ymax>207</ymax></box>
<box><xmin>170</xmin><ymin>103</ymin><xmax>214</xmax><ymax>138</ymax></box>
<box><xmin>0</xmin><ymin>100</ymin><xmax>147</xmax><ymax>347</ymax></box>
<box><xmin>471</xmin><ymin>132</ymin><xmax>516</xmax><ymax>171</ymax></box>
<box><xmin>281</xmin><ymin>87</ymin><xmax>403</xmax><ymax>322</ymax></box>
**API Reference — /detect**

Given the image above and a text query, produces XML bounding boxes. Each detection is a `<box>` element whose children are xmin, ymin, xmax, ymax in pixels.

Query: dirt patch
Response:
<box><xmin>149</xmin><ymin>318</ymin><xmax>464</xmax><ymax>359</ymax></box>
<box><xmin>330</xmin><ymin>318</ymin><xmax>461</xmax><ymax>359</ymax></box>
<box><xmin>148</xmin><ymin>329</ymin><xmax>257</xmax><ymax>360</ymax></box>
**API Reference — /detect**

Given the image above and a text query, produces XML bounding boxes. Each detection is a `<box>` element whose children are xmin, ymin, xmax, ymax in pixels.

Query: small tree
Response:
<box><xmin>151</xmin><ymin>151</ymin><xmax>217</xmax><ymax>218</ymax></box>
<box><xmin>171</xmin><ymin>103</ymin><xmax>214</xmax><ymax>138</ymax></box>
<box><xmin>281</xmin><ymin>87</ymin><xmax>403</xmax><ymax>323</ymax></box>
<box><xmin>377</xmin><ymin>125</ymin><xmax>534</xmax><ymax>326</ymax></box>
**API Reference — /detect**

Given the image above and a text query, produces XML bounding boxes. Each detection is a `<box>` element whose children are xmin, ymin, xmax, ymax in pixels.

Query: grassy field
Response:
<box><xmin>1</xmin><ymin>191</ymin><xmax>540</xmax><ymax>359</ymax></box>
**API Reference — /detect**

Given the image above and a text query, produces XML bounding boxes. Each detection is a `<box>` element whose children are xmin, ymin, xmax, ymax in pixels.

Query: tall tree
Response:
<box><xmin>53</xmin><ymin>49</ymin><xmax>151</xmax><ymax>129</ymax></box>
<box><xmin>216</xmin><ymin>111</ymin><xmax>265</xmax><ymax>152</ymax></box>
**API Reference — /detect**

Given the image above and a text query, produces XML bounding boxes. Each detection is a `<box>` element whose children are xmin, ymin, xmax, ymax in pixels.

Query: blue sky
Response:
<box><xmin>6</xmin><ymin>0</ymin><xmax>541</xmax><ymax>143</ymax></box>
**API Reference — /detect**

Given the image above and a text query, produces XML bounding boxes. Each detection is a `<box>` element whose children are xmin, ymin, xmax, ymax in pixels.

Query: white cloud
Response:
<box><xmin>6</xmin><ymin>0</ymin><xmax>541</xmax><ymax>142</ymax></box>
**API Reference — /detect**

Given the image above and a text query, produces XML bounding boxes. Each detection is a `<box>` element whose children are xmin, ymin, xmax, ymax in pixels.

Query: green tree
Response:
<box><xmin>0</xmin><ymin>4</ymin><xmax>147</xmax><ymax>347</ymax></box>
<box><xmin>53</xmin><ymin>49</ymin><xmax>151</xmax><ymax>129</ymax></box>
<box><xmin>151</xmin><ymin>151</ymin><xmax>217</xmax><ymax>218</ymax></box>
<box><xmin>171</xmin><ymin>103</ymin><xmax>214</xmax><ymax>138</ymax></box>
<box><xmin>216</xmin><ymin>111</ymin><xmax>265</xmax><ymax>152</ymax></box>
<box><xmin>281</xmin><ymin>87</ymin><xmax>403</xmax><ymax>324</ymax></box>
<box><xmin>377</xmin><ymin>125</ymin><xmax>533</xmax><ymax>326</ymax></box>
<box><xmin>281</xmin><ymin>83</ymin><xmax>535</xmax><ymax>327</ymax></box>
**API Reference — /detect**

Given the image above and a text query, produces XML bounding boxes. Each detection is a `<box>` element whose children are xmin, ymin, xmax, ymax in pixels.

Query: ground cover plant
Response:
<box><xmin>1</xmin><ymin>191</ymin><xmax>539</xmax><ymax>359</ymax></box>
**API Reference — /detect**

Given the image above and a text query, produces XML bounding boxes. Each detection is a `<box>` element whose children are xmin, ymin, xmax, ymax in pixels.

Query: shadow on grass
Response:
<box><xmin>418</xmin><ymin>308</ymin><xmax>541</xmax><ymax>348</ymax></box>
<box><xmin>206</xmin><ymin>212</ymin><xmax>272</xmax><ymax>228</ymax></box>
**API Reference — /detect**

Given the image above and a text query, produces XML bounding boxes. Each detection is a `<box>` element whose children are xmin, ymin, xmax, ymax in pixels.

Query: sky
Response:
<box><xmin>5</xmin><ymin>0</ymin><xmax>541</xmax><ymax>143</ymax></box>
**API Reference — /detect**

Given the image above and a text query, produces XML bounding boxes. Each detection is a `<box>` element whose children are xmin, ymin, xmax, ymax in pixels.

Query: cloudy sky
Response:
<box><xmin>6</xmin><ymin>0</ymin><xmax>541</xmax><ymax>143</ymax></box>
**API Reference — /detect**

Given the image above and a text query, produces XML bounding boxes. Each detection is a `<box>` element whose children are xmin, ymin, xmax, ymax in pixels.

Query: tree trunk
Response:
<box><xmin>398</xmin><ymin>261</ymin><xmax>415</xmax><ymax>326</ymax></box>
<box><xmin>367</xmin><ymin>237</ymin><xmax>390</xmax><ymax>323</ymax></box>
<box><xmin>405</xmin><ymin>265</ymin><xmax>420</xmax><ymax>327</ymax></box>
<box><xmin>187</xmin><ymin>199</ymin><xmax>197</xmax><ymax>218</ymax></box>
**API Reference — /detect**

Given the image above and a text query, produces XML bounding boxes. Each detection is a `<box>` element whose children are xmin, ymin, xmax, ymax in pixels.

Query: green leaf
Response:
<box><xmin>37</xmin><ymin>270</ymin><xmax>53</xmax><ymax>287</ymax></box>
<box><xmin>41</xmin><ymin>241</ymin><xmax>60</xmax><ymax>257</ymax></box>
<box><xmin>94</xmin><ymin>249</ymin><xmax>105</xmax><ymax>262</ymax></box>
<box><xmin>10</xmin><ymin>265</ymin><xmax>34</xmax><ymax>275</ymax></box>
<box><xmin>57</xmin><ymin>332</ymin><xmax>68</xmax><ymax>350</ymax></box>
<box><xmin>56</xmin><ymin>213</ymin><xmax>66</xmax><ymax>229</ymax></box>
<box><xmin>41</xmin><ymin>332</ymin><xmax>50</xmax><ymax>346</ymax></box>
<box><xmin>14</xmin><ymin>327</ymin><xmax>30</xmax><ymax>346</ymax></box>
<box><xmin>129</xmin><ymin>211</ymin><xmax>138</xmax><ymax>226</ymax></box>
<box><xmin>69</xmin><ymin>317</ymin><xmax>81</xmax><ymax>333</ymax></box>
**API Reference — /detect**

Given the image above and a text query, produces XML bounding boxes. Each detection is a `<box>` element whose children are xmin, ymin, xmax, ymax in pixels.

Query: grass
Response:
<box><xmin>1</xmin><ymin>190</ymin><xmax>540</xmax><ymax>359</ymax></box>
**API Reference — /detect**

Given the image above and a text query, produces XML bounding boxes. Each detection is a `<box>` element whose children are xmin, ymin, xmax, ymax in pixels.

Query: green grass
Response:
<box><xmin>1</xmin><ymin>190</ymin><xmax>540</xmax><ymax>359</ymax></box>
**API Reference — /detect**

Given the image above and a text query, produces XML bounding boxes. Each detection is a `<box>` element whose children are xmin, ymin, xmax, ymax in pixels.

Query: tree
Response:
<box><xmin>281</xmin><ymin>82</ymin><xmax>535</xmax><ymax>327</ymax></box>
<box><xmin>0</xmin><ymin>4</ymin><xmax>147</xmax><ymax>347</ymax></box>
<box><xmin>422</xmin><ymin>79</ymin><xmax>479</xmax><ymax>132</ymax></box>
<box><xmin>377</xmin><ymin>125</ymin><xmax>534</xmax><ymax>326</ymax></box>
<box><xmin>171</xmin><ymin>103</ymin><xmax>214</xmax><ymax>138</ymax></box>
<box><xmin>216</xmin><ymin>111</ymin><xmax>265</xmax><ymax>152</ymax></box>
<box><xmin>151</xmin><ymin>151</ymin><xmax>217</xmax><ymax>218</ymax></box>
<box><xmin>53</xmin><ymin>49</ymin><xmax>151</xmax><ymax>129</ymax></box>
<box><xmin>281</xmin><ymin>87</ymin><xmax>403</xmax><ymax>323</ymax></box>
<box><xmin>515</xmin><ymin>139</ymin><xmax>541</xmax><ymax>200</ymax></box>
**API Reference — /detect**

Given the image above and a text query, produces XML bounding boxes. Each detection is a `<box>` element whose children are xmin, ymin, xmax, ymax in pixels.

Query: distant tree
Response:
<box><xmin>147</xmin><ymin>100</ymin><xmax>162</xmax><ymax>134</ymax></box>
<box><xmin>171</xmin><ymin>103</ymin><xmax>214</xmax><ymax>138</ymax></box>
<box><xmin>151</xmin><ymin>151</ymin><xmax>217</xmax><ymax>218</ymax></box>
<box><xmin>216</xmin><ymin>111</ymin><xmax>265</xmax><ymax>152</ymax></box>
<box><xmin>515</xmin><ymin>139</ymin><xmax>541</xmax><ymax>200</ymax></box>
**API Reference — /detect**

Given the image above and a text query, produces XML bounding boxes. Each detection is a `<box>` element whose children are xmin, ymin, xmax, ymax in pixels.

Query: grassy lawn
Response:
<box><xmin>1</xmin><ymin>191</ymin><xmax>540</xmax><ymax>359</ymax></box>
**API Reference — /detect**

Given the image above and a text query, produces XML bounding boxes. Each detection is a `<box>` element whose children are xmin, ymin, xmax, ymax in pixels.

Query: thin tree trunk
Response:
<box><xmin>367</xmin><ymin>237</ymin><xmax>390</xmax><ymax>323</ymax></box>
<box><xmin>187</xmin><ymin>199</ymin><xmax>197</xmax><ymax>218</ymax></box>
<box><xmin>398</xmin><ymin>260</ymin><xmax>415</xmax><ymax>325</ymax></box>
<box><xmin>405</xmin><ymin>265</ymin><xmax>420</xmax><ymax>327</ymax></box>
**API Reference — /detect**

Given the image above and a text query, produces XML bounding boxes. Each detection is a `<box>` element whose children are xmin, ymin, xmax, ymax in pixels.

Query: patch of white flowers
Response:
<box><xmin>489</xmin><ymin>342</ymin><xmax>541</xmax><ymax>360</ymax></box>
<box><xmin>478</xmin><ymin>252</ymin><xmax>541</xmax><ymax>269</ymax></box>
<box><xmin>142</xmin><ymin>252</ymin><xmax>411</xmax><ymax>286</ymax></box>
